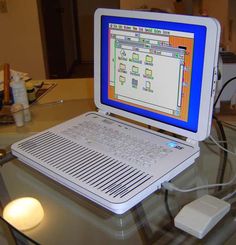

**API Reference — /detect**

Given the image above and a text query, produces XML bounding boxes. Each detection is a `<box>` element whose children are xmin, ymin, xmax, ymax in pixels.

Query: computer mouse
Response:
<box><xmin>174</xmin><ymin>195</ymin><xmax>230</xmax><ymax>239</ymax></box>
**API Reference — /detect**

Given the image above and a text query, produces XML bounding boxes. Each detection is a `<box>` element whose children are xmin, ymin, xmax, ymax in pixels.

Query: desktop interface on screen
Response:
<box><xmin>101</xmin><ymin>16</ymin><xmax>206</xmax><ymax>132</ymax></box>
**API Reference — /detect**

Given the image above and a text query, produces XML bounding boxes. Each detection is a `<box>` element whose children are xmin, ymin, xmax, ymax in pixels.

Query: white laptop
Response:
<box><xmin>11</xmin><ymin>8</ymin><xmax>220</xmax><ymax>214</ymax></box>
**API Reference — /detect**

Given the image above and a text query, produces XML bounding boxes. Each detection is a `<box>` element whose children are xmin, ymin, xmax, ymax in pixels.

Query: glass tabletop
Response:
<box><xmin>1</xmin><ymin>99</ymin><xmax>236</xmax><ymax>244</ymax></box>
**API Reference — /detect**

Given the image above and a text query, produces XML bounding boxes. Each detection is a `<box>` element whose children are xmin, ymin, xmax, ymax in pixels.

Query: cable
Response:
<box><xmin>221</xmin><ymin>189</ymin><xmax>236</xmax><ymax>201</ymax></box>
<box><xmin>221</xmin><ymin>121</ymin><xmax>236</xmax><ymax>130</ymax></box>
<box><xmin>164</xmin><ymin>190</ymin><xmax>174</xmax><ymax>222</ymax></box>
<box><xmin>0</xmin><ymin>217</ymin><xmax>40</xmax><ymax>245</ymax></box>
<box><xmin>0</xmin><ymin>151</ymin><xmax>16</xmax><ymax>166</ymax></box>
<box><xmin>162</xmin><ymin>172</ymin><xmax>236</xmax><ymax>192</ymax></box>
<box><xmin>214</xmin><ymin>76</ymin><xmax>236</xmax><ymax>109</ymax></box>
<box><xmin>209</xmin><ymin>135</ymin><xmax>236</xmax><ymax>156</ymax></box>
<box><xmin>205</xmin><ymin>140</ymin><xmax>228</xmax><ymax>145</ymax></box>
<box><xmin>162</xmin><ymin>119</ymin><xmax>236</xmax><ymax>193</ymax></box>
<box><xmin>213</xmin><ymin>115</ymin><xmax>228</xmax><ymax>190</ymax></box>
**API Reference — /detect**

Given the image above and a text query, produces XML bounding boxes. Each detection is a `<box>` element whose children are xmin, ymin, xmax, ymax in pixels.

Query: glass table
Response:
<box><xmin>1</xmin><ymin>99</ymin><xmax>236</xmax><ymax>245</ymax></box>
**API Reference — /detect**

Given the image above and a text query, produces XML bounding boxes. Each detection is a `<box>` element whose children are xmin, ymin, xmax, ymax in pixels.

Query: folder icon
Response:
<box><xmin>132</xmin><ymin>53</ymin><xmax>139</xmax><ymax>61</ymax></box>
<box><xmin>145</xmin><ymin>81</ymin><xmax>151</xmax><ymax>89</ymax></box>
<box><xmin>119</xmin><ymin>63</ymin><xmax>126</xmax><ymax>71</ymax></box>
<box><xmin>119</xmin><ymin>75</ymin><xmax>126</xmax><ymax>84</ymax></box>
<box><xmin>145</xmin><ymin>55</ymin><xmax>153</xmax><ymax>63</ymax></box>
<box><xmin>132</xmin><ymin>66</ymin><xmax>139</xmax><ymax>73</ymax></box>
<box><xmin>145</xmin><ymin>68</ymin><xmax>152</xmax><ymax>77</ymax></box>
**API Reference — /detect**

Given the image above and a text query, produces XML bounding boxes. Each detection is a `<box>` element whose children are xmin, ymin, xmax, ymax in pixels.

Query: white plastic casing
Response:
<box><xmin>174</xmin><ymin>195</ymin><xmax>230</xmax><ymax>239</ymax></box>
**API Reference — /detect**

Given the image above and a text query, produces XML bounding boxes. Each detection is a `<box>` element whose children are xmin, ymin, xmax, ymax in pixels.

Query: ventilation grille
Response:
<box><xmin>17</xmin><ymin>131</ymin><xmax>153</xmax><ymax>200</ymax></box>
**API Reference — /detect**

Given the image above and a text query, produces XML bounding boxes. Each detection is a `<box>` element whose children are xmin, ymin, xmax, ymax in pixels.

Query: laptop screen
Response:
<box><xmin>95</xmin><ymin>9</ymin><xmax>220</xmax><ymax>140</ymax></box>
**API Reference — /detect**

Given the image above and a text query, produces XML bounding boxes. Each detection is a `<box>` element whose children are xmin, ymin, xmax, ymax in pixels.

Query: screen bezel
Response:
<box><xmin>94</xmin><ymin>8</ymin><xmax>220</xmax><ymax>141</ymax></box>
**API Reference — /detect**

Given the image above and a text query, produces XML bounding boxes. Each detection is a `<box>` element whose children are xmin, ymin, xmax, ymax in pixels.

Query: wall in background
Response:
<box><xmin>120</xmin><ymin>0</ymin><xmax>194</xmax><ymax>14</ymax></box>
<box><xmin>200</xmin><ymin>0</ymin><xmax>236</xmax><ymax>52</ymax></box>
<box><xmin>76</xmin><ymin>0</ymin><xmax>120</xmax><ymax>63</ymax></box>
<box><xmin>0</xmin><ymin>0</ymin><xmax>235</xmax><ymax>80</ymax></box>
<box><xmin>0</xmin><ymin>0</ymin><xmax>45</xmax><ymax>79</ymax></box>
<box><xmin>229</xmin><ymin>0</ymin><xmax>236</xmax><ymax>52</ymax></box>
<box><xmin>120</xmin><ymin>0</ymin><xmax>175</xmax><ymax>12</ymax></box>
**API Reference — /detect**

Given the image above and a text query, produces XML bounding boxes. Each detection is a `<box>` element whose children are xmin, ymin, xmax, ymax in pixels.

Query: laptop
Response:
<box><xmin>11</xmin><ymin>8</ymin><xmax>220</xmax><ymax>214</ymax></box>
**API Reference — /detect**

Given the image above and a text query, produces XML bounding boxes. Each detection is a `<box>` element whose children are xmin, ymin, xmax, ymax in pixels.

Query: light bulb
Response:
<box><xmin>3</xmin><ymin>197</ymin><xmax>44</xmax><ymax>231</ymax></box>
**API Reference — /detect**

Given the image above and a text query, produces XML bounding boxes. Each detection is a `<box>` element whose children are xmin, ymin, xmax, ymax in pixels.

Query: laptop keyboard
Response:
<box><xmin>62</xmin><ymin>119</ymin><xmax>173</xmax><ymax>168</ymax></box>
<box><xmin>11</xmin><ymin>112</ymin><xmax>198</xmax><ymax>214</ymax></box>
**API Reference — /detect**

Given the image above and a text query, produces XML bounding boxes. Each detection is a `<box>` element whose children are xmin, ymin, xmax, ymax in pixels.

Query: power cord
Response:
<box><xmin>213</xmin><ymin>115</ymin><xmax>228</xmax><ymax>190</ymax></box>
<box><xmin>0</xmin><ymin>150</ymin><xmax>15</xmax><ymax>166</ymax></box>
<box><xmin>221</xmin><ymin>121</ymin><xmax>236</xmax><ymax>129</ymax></box>
<box><xmin>209</xmin><ymin>135</ymin><xmax>236</xmax><ymax>156</ymax></box>
<box><xmin>214</xmin><ymin>76</ymin><xmax>236</xmax><ymax>109</ymax></box>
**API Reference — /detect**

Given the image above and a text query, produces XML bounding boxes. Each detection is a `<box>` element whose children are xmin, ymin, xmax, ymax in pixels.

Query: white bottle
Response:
<box><xmin>10</xmin><ymin>74</ymin><xmax>31</xmax><ymax>122</ymax></box>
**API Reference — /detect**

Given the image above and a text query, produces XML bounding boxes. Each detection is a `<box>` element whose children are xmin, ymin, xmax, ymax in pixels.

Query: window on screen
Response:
<box><xmin>108</xmin><ymin>23</ymin><xmax>194</xmax><ymax>122</ymax></box>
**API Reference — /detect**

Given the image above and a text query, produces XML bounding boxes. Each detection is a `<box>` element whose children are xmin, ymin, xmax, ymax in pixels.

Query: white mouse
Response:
<box><xmin>174</xmin><ymin>195</ymin><xmax>230</xmax><ymax>239</ymax></box>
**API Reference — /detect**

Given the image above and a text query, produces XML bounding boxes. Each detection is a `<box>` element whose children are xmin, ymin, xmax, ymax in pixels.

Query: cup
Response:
<box><xmin>10</xmin><ymin>103</ymin><xmax>25</xmax><ymax>127</ymax></box>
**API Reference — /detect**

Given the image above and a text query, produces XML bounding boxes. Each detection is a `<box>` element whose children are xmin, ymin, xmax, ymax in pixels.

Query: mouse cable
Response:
<box><xmin>221</xmin><ymin>189</ymin><xmax>236</xmax><ymax>201</ymax></box>
<box><xmin>164</xmin><ymin>190</ymin><xmax>174</xmax><ymax>222</ymax></box>
<box><xmin>162</xmin><ymin>127</ymin><xmax>236</xmax><ymax>193</ymax></box>
<box><xmin>162</xmin><ymin>171</ymin><xmax>236</xmax><ymax>193</ymax></box>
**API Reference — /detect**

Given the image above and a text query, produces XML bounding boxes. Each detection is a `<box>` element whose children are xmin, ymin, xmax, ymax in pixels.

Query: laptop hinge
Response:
<box><xmin>98</xmin><ymin>109</ymin><xmax>110</xmax><ymax>115</ymax></box>
<box><xmin>186</xmin><ymin>138</ymin><xmax>199</xmax><ymax>147</ymax></box>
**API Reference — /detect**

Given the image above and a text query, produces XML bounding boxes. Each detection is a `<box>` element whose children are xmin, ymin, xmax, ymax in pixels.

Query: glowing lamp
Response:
<box><xmin>3</xmin><ymin>197</ymin><xmax>44</xmax><ymax>231</ymax></box>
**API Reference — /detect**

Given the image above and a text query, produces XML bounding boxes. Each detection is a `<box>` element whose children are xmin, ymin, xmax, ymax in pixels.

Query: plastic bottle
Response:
<box><xmin>10</xmin><ymin>74</ymin><xmax>31</xmax><ymax>122</ymax></box>
<box><xmin>10</xmin><ymin>103</ymin><xmax>25</xmax><ymax>127</ymax></box>
<box><xmin>10</xmin><ymin>74</ymin><xmax>29</xmax><ymax>107</ymax></box>
<box><xmin>26</xmin><ymin>81</ymin><xmax>36</xmax><ymax>103</ymax></box>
